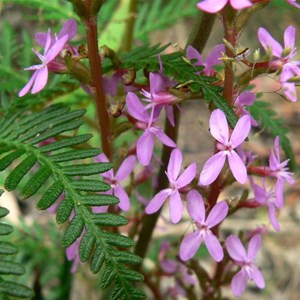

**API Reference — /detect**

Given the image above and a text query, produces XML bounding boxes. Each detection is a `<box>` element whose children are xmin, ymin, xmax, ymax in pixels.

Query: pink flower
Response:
<box><xmin>95</xmin><ymin>154</ymin><xmax>136</xmax><ymax>211</ymax></box>
<box><xmin>186</xmin><ymin>44</ymin><xmax>225</xmax><ymax>76</ymax></box>
<box><xmin>268</xmin><ymin>136</ymin><xmax>294</xmax><ymax>208</ymax></box>
<box><xmin>179</xmin><ymin>190</ymin><xmax>228</xmax><ymax>262</ymax></box>
<box><xmin>197</xmin><ymin>0</ymin><xmax>253</xmax><ymax>14</ymax></box>
<box><xmin>286</xmin><ymin>0</ymin><xmax>300</xmax><ymax>9</ymax></box>
<box><xmin>199</xmin><ymin>109</ymin><xmax>251</xmax><ymax>186</ymax></box>
<box><xmin>226</xmin><ymin>235</ymin><xmax>265</xmax><ymax>297</ymax></box>
<box><xmin>258</xmin><ymin>26</ymin><xmax>300</xmax><ymax>101</ymax></box>
<box><xmin>234</xmin><ymin>91</ymin><xmax>258</xmax><ymax>126</ymax></box>
<box><xmin>141</xmin><ymin>72</ymin><xmax>177</xmax><ymax>126</ymax></box>
<box><xmin>251</xmin><ymin>178</ymin><xmax>281</xmax><ymax>231</ymax></box>
<box><xmin>145</xmin><ymin>148</ymin><xmax>196</xmax><ymax>223</ymax></box>
<box><xmin>19</xmin><ymin>31</ymin><xmax>69</xmax><ymax>96</ymax></box>
<box><xmin>126</xmin><ymin>92</ymin><xmax>176</xmax><ymax>166</ymax></box>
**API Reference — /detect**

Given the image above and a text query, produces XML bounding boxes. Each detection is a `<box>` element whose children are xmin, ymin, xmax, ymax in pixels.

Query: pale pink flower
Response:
<box><xmin>95</xmin><ymin>153</ymin><xmax>136</xmax><ymax>211</ymax></box>
<box><xmin>226</xmin><ymin>235</ymin><xmax>265</xmax><ymax>297</ymax></box>
<box><xmin>286</xmin><ymin>0</ymin><xmax>300</xmax><ymax>9</ymax></box>
<box><xmin>145</xmin><ymin>148</ymin><xmax>196</xmax><ymax>223</ymax></box>
<box><xmin>268</xmin><ymin>136</ymin><xmax>294</xmax><ymax>208</ymax></box>
<box><xmin>179</xmin><ymin>190</ymin><xmax>228</xmax><ymax>262</ymax></box>
<box><xmin>19</xmin><ymin>31</ymin><xmax>69</xmax><ymax>96</ymax></box>
<box><xmin>199</xmin><ymin>109</ymin><xmax>251</xmax><ymax>186</ymax></box>
<box><xmin>197</xmin><ymin>0</ymin><xmax>253</xmax><ymax>14</ymax></box>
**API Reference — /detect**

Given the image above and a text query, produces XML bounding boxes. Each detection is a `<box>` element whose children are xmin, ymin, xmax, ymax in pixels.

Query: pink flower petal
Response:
<box><xmin>145</xmin><ymin>189</ymin><xmax>171</xmax><ymax>214</ymax></box>
<box><xmin>251</xmin><ymin>265</ymin><xmax>265</xmax><ymax>289</ymax></box>
<box><xmin>258</xmin><ymin>27</ymin><xmax>283</xmax><ymax>57</ymax></box>
<box><xmin>226</xmin><ymin>235</ymin><xmax>247</xmax><ymax>262</ymax></box>
<box><xmin>231</xmin><ymin>270</ymin><xmax>248</xmax><ymax>297</ymax></box>
<box><xmin>169</xmin><ymin>190</ymin><xmax>183</xmax><ymax>224</ymax></box>
<box><xmin>209</xmin><ymin>109</ymin><xmax>229</xmax><ymax>144</ymax></box>
<box><xmin>205</xmin><ymin>232</ymin><xmax>224</xmax><ymax>262</ymax></box>
<box><xmin>229</xmin><ymin>115</ymin><xmax>251</xmax><ymax>148</ymax></box>
<box><xmin>115</xmin><ymin>155</ymin><xmax>136</xmax><ymax>182</ymax></box>
<box><xmin>206</xmin><ymin>201</ymin><xmax>228</xmax><ymax>228</ymax></box>
<box><xmin>58</xmin><ymin>19</ymin><xmax>77</xmax><ymax>41</ymax></box>
<box><xmin>286</xmin><ymin>0</ymin><xmax>300</xmax><ymax>9</ymax></box>
<box><xmin>18</xmin><ymin>70</ymin><xmax>38</xmax><ymax>97</ymax></box>
<box><xmin>126</xmin><ymin>92</ymin><xmax>149</xmax><ymax>122</ymax></box>
<box><xmin>187</xmin><ymin>190</ymin><xmax>205</xmax><ymax>223</ymax></box>
<box><xmin>137</xmin><ymin>130</ymin><xmax>154</xmax><ymax>166</ymax></box>
<box><xmin>275</xmin><ymin>178</ymin><xmax>284</xmax><ymax>208</ymax></box>
<box><xmin>31</xmin><ymin>67</ymin><xmax>48</xmax><ymax>94</ymax></box>
<box><xmin>114</xmin><ymin>186</ymin><xmax>130</xmax><ymax>211</ymax></box>
<box><xmin>247</xmin><ymin>235</ymin><xmax>261</xmax><ymax>260</ymax></box>
<box><xmin>167</xmin><ymin>148</ymin><xmax>183</xmax><ymax>182</ymax></box>
<box><xmin>235</xmin><ymin>91</ymin><xmax>256</xmax><ymax>106</ymax></box>
<box><xmin>197</xmin><ymin>0</ymin><xmax>227</xmax><ymax>13</ymax></box>
<box><xmin>205</xmin><ymin>44</ymin><xmax>225</xmax><ymax>68</ymax></box>
<box><xmin>45</xmin><ymin>34</ymin><xmax>69</xmax><ymax>62</ymax></box>
<box><xmin>227</xmin><ymin>150</ymin><xmax>248</xmax><ymax>184</ymax></box>
<box><xmin>176</xmin><ymin>162</ymin><xmax>196</xmax><ymax>189</ymax></box>
<box><xmin>199</xmin><ymin>151</ymin><xmax>226</xmax><ymax>186</ymax></box>
<box><xmin>153</xmin><ymin>128</ymin><xmax>177</xmax><ymax>147</ymax></box>
<box><xmin>165</xmin><ymin>105</ymin><xmax>175</xmax><ymax>127</ymax></box>
<box><xmin>284</xmin><ymin>25</ymin><xmax>296</xmax><ymax>50</ymax></box>
<box><xmin>186</xmin><ymin>45</ymin><xmax>204</xmax><ymax>66</ymax></box>
<box><xmin>230</xmin><ymin>0</ymin><xmax>252</xmax><ymax>9</ymax></box>
<box><xmin>179</xmin><ymin>231</ymin><xmax>202</xmax><ymax>261</ymax></box>
<box><xmin>268</xmin><ymin>204</ymin><xmax>280</xmax><ymax>231</ymax></box>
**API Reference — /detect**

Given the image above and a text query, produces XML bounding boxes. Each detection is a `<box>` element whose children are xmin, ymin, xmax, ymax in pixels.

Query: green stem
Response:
<box><xmin>85</xmin><ymin>3</ymin><xmax>112</xmax><ymax>159</ymax></box>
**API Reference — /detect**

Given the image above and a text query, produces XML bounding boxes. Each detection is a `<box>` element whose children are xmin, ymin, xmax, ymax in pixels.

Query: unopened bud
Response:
<box><xmin>253</xmin><ymin>49</ymin><xmax>260</xmax><ymax>62</ymax></box>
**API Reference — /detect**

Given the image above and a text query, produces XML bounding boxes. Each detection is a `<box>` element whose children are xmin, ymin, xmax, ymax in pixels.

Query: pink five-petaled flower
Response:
<box><xmin>19</xmin><ymin>31</ymin><xmax>69</xmax><ymax>97</ymax></box>
<box><xmin>141</xmin><ymin>72</ymin><xmax>177</xmax><ymax>126</ymax></box>
<box><xmin>126</xmin><ymin>92</ymin><xmax>176</xmax><ymax>166</ymax></box>
<box><xmin>179</xmin><ymin>190</ymin><xmax>228</xmax><ymax>262</ymax></box>
<box><xmin>145</xmin><ymin>148</ymin><xmax>196</xmax><ymax>223</ymax></box>
<box><xmin>226</xmin><ymin>234</ymin><xmax>265</xmax><ymax>297</ymax></box>
<box><xmin>199</xmin><ymin>109</ymin><xmax>251</xmax><ymax>186</ymax></box>
<box><xmin>95</xmin><ymin>153</ymin><xmax>136</xmax><ymax>211</ymax></box>
<box><xmin>269</xmin><ymin>136</ymin><xmax>294</xmax><ymax>208</ymax></box>
<box><xmin>186</xmin><ymin>44</ymin><xmax>225</xmax><ymax>77</ymax></box>
<box><xmin>258</xmin><ymin>26</ymin><xmax>300</xmax><ymax>101</ymax></box>
<box><xmin>197</xmin><ymin>0</ymin><xmax>253</xmax><ymax>14</ymax></box>
<box><xmin>251</xmin><ymin>178</ymin><xmax>281</xmax><ymax>231</ymax></box>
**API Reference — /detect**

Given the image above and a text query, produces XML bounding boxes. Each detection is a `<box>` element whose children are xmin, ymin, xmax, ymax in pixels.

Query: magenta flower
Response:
<box><xmin>186</xmin><ymin>44</ymin><xmax>225</xmax><ymax>76</ymax></box>
<box><xmin>268</xmin><ymin>136</ymin><xmax>294</xmax><ymax>208</ymax></box>
<box><xmin>197</xmin><ymin>0</ymin><xmax>253</xmax><ymax>14</ymax></box>
<box><xmin>95</xmin><ymin>153</ymin><xmax>136</xmax><ymax>211</ymax></box>
<box><xmin>126</xmin><ymin>92</ymin><xmax>176</xmax><ymax>166</ymax></box>
<box><xmin>35</xmin><ymin>19</ymin><xmax>77</xmax><ymax>49</ymax></box>
<box><xmin>234</xmin><ymin>91</ymin><xmax>258</xmax><ymax>126</ymax></box>
<box><xmin>145</xmin><ymin>148</ymin><xmax>196</xmax><ymax>223</ymax></box>
<box><xmin>19</xmin><ymin>31</ymin><xmax>69</xmax><ymax>97</ymax></box>
<box><xmin>286</xmin><ymin>0</ymin><xmax>300</xmax><ymax>9</ymax></box>
<box><xmin>199</xmin><ymin>109</ymin><xmax>251</xmax><ymax>186</ymax></box>
<box><xmin>226</xmin><ymin>235</ymin><xmax>265</xmax><ymax>297</ymax></box>
<box><xmin>141</xmin><ymin>72</ymin><xmax>177</xmax><ymax>126</ymax></box>
<box><xmin>179</xmin><ymin>190</ymin><xmax>228</xmax><ymax>262</ymax></box>
<box><xmin>280</xmin><ymin>63</ymin><xmax>300</xmax><ymax>102</ymax></box>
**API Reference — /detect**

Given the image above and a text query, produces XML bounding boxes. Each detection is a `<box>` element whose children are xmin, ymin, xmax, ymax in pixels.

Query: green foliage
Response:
<box><xmin>0</xmin><ymin>104</ymin><xmax>145</xmax><ymax>300</ymax></box>
<box><xmin>249</xmin><ymin>101</ymin><xmax>296</xmax><ymax>171</ymax></box>
<box><xmin>135</xmin><ymin>0</ymin><xmax>198</xmax><ymax>42</ymax></box>
<box><xmin>0</xmin><ymin>207</ymin><xmax>33</xmax><ymax>299</ymax></box>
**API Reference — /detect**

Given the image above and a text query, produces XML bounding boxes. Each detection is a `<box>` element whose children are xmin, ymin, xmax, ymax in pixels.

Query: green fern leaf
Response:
<box><xmin>56</xmin><ymin>196</ymin><xmax>74</xmax><ymax>225</ymax></box>
<box><xmin>37</xmin><ymin>181</ymin><xmax>64</xmax><ymax>210</ymax></box>
<box><xmin>0</xmin><ymin>260</ymin><xmax>25</xmax><ymax>275</ymax></box>
<box><xmin>90</xmin><ymin>246</ymin><xmax>106</xmax><ymax>274</ymax></box>
<box><xmin>79</xmin><ymin>231</ymin><xmax>96</xmax><ymax>262</ymax></box>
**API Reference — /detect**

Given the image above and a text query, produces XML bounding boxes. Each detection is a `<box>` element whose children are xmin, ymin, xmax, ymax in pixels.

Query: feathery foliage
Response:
<box><xmin>0</xmin><ymin>206</ymin><xmax>33</xmax><ymax>299</ymax></box>
<box><xmin>249</xmin><ymin>101</ymin><xmax>296</xmax><ymax>171</ymax></box>
<box><xmin>0</xmin><ymin>104</ymin><xmax>145</xmax><ymax>299</ymax></box>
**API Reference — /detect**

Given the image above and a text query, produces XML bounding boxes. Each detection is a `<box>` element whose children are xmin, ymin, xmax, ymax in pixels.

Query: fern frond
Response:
<box><xmin>0</xmin><ymin>206</ymin><xmax>33</xmax><ymax>299</ymax></box>
<box><xmin>249</xmin><ymin>101</ymin><xmax>296</xmax><ymax>171</ymax></box>
<box><xmin>0</xmin><ymin>104</ymin><xmax>145</xmax><ymax>299</ymax></box>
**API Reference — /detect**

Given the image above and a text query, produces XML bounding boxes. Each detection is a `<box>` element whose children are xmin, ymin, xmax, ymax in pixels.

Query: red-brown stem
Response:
<box><xmin>222</xmin><ymin>13</ymin><xmax>238</xmax><ymax>107</ymax></box>
<box><xmin>85</xmin><ymin>4</ymin><xmax>112</xmax><ymax>159</ymax></box>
